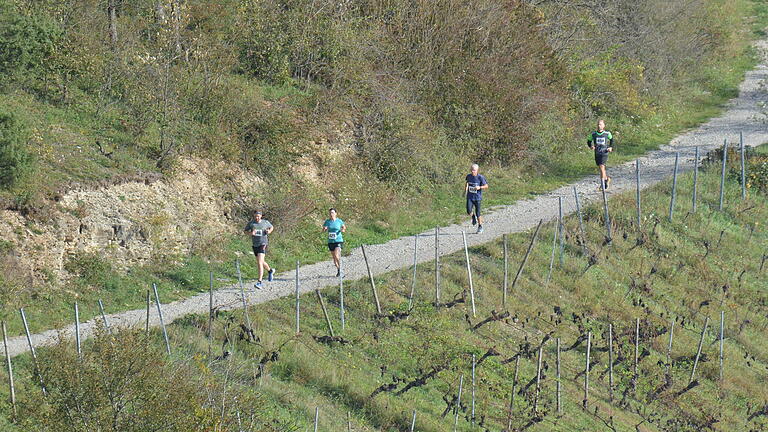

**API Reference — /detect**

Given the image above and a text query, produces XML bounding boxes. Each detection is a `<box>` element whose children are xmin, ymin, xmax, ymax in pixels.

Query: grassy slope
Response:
<box><xmin>5</xmin><ymin>25</ymin><xmax>764</xmax><ymax>338</ymax></box>
<box><xmin>3</xmin><ymin>148</ymin><xmax>766</xmax><ymax>430</ymax></box>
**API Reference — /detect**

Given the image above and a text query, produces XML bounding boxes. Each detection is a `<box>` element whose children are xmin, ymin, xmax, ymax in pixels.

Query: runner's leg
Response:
<box><xmin>332</xmin><ymin>247</ymin><xmax>341</xmax><ymax>269</ymax></box>
<box><xmin>475</xmin><ymin>200</ymin><xmax>482</xmax><ymax>225</ymax></box>
<box><xmin>257</xmin><ymin>253</ymin><xmax>265</xmax><ymax>281</ymax></box>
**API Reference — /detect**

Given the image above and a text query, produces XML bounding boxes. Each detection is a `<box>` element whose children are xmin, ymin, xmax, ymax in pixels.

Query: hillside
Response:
<box><xmin>1</xmin><ymin>0</ymin><xmax>768</xmax><ymax>429</ymax></box>
<box><xmin>1</xmin><ymin>146</ymin><xmax>767</xmax><ymax>430</ymax></box>
<box><xmin>0</xmin><ymin>0</ymin><xmax>766</xmax><ymax>332</ymax></box>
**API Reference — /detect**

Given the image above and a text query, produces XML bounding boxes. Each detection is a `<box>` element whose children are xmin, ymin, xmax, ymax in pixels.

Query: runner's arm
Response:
<box><xmin>607</xmin><ymin>137</ymin><xmax>614</xmax><ymax>152</ymax></box>
<box><xmin>341</xmin><ymin>224</ymin><xmax>346</xmax><ymax>233</ymax></box>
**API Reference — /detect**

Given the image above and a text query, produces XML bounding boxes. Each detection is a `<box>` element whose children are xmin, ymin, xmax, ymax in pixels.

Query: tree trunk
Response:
<box><xmin>108</xmin><ymin>0</ymin><xmax>118</xmax><ymax>45</ymax></box>
<box><xmin>171</xmin><ymin>0</ymin><xmax>182</xmax><ymax>56</ymax></box>
<box><xmin>155</xmin><ymin>0</ymin><xmax>166</xmax><ymax>24</ymax></box>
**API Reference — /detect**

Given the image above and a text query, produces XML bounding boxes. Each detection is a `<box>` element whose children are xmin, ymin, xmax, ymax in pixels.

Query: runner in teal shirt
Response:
<box><xmin>322</xmin><ymin>208</ymin><xmax>346</xmax><ymax>277</ymax></box>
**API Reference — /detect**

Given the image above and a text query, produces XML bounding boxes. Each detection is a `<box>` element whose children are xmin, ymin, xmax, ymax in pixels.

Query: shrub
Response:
<box><xmin>25</xmin><ymin>330</ymin><xmax>215</xmax><ymax>431</ymax></box>
<box><xmin>0</xmin><ymin>110</ymin><xmax>33</xmax><ymax>188</ymax></box>
<box><xmin>63</xmin><ymin>252</ymin><xmax>112</xmax><ymax>286</ymax></box>
<box><xmin>0</xmin><ymin>0</ymin><xmax>60</xmax><ymax>85</ymax></box>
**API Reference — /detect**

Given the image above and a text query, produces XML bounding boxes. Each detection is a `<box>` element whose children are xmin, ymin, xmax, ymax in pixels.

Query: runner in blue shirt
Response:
<box><xmin>464</xmin><ymin>164</ymin><xmax>488</xmax><ymax>233</ymax></box>
<box><xmin>322</xmin><ymin>208</ymin><xmax>346</xmax><ymax>277</ymax></box>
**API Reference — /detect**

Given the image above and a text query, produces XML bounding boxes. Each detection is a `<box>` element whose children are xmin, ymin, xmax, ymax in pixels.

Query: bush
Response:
<box><xmin>0</xmin><ymin>110</ymin><xmax>33</xmax><ymax>188</ymax></box>
<box><xmin>63</xmin><ymin>252</ymin><xmax>112</xmax><ymax>286</ymax></box>
<box><xmin>25</xmin><ymin>330</ymin><xmax>215</xmax><ymax>431</ymax></box>
<box><xmin>0</xmin><ymin>0</ymin><xmax>60</xmax><ymax>85</ymax></box>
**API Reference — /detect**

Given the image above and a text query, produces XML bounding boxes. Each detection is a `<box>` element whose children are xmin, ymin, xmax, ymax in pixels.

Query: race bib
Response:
<box><xmin>595</xmin><ymin>137</ymin><xmax>606</xmax><ymax>145</ymax></box>
<box><xmin>253</xmin><ymin>229</ymin><xmax>263</xmax><ymax>236</ymax></box>
<box><xmin>468</xmin><ymin>184</ymin><xmax>478</xmax><ymax>193</ymax></box>
<box><xmin>328</xmin><ymin>232</ymin><xmax>338</xmax><ymax>240</ymax></box>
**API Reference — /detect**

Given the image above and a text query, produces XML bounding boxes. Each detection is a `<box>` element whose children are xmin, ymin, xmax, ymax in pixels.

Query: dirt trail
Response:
<box><xmin>6</xmin><ymin>40</ymin><xmax>767</xmax><ymax>358</ymax></box>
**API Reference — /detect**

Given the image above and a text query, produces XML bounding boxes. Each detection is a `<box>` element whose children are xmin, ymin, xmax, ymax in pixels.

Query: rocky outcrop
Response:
<box><xmin>0</xmin><ymin>158</ymin><xmax>262</xmax><ymax>283</ymax></box>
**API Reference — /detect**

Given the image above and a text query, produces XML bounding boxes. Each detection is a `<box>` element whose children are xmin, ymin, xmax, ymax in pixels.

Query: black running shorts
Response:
<box><xmin>594</xmin><ymin>152</ymin><xmax>608</xmax><ymax>166</ymax></box>
<box><xmin>252</xmin><ymin>245</ymin><xmax>267</xmax><ymax>256</ymax></box>
<box><xmin>328</xmin><ymin>242</ymin><xmax>343</xmax><ymax>251</ymax></box>
<box><xmin>466</xmin><ymin>198</ymin><xmax>481</xmax><ymax>216</ymax></box>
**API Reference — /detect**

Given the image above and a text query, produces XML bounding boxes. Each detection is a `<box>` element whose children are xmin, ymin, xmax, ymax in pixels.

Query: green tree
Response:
<box><xmin>0</xmin><ymin>111</ymin><xmax>33</xmax><ymax>188</ymax></box>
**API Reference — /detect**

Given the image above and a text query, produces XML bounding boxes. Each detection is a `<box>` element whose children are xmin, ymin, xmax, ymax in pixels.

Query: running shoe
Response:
<box><xmin>336</xmin><ymin>268</ymin><xmax>341</xmax><ymax>278</ymax></box>
<box><xmin>477</xmin><ymin>225</ymin><xmax>484</xmax><ymax>234</ymax></box>
<box><xmin>471</xmin><ymin>214</ymin><xmax>477</xmax><ymax>225</ymax></box>
<box><xmin>267</xmin><ymin>268</ymin><xmax>274</xmax><ymax>282</ymax></box>
<box><xmin>255</xmin><ymin>280</ymin><xmax>263</xmax><ymax>289</ymax></box>
<box><xmin>606</xmin><ymin>177</ymin><xmax>612</xmax><ymax>190</ymax></box>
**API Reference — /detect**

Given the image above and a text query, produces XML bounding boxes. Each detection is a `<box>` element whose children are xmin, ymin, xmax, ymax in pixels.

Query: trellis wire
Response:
<box><xmin>410</xmin><ymin>410</ymin><xmax>417</xmax><ymax>431</ymax></box>
<box><xmin>408</xmin><ymin>235</ymin><xmax>418</xmax><ymax>310</ymax></box>
<box><xmin>740</xmin><ymin>131</ymin><xmax>746</xmax><ymax>200</ymax></box>
<box><xmin>462</xmin><ymin>231</ymin><xmax>477</xmax><ymax>317</ymax></box>
<box><xmin>361</xmin><ymin>245</ymin><xmax>383</xmax><ymax>315</ymax></box>
<box><xmin>435</xmin><ymin>227</ymin><xmax>440</xmax><ymax>306</ymax></box>
<box><xmin>584</xmin><ymin>331</ymin><xmax>591</xmax><ymax>409</ymax></box>
<box><xmin>534</xmin><ymin>345</ymin><xmax>543</xmax><ymax>412</ymax></box>
<box><xmin>313</xmin><ymin>406</ymin><xmax>319</xmax><ymax>432</ymax></box>
<box><xmin>573</xmin><ymin>186</ymin><xmax>587</xmax><ymax>256</ymax></box>
<box><xmin>719</xmin><ymin>311</ymin><xmax>724</xmax><ymax>381</ymax></box>
<box><xmin>98</xmin><ymin>299</ymin><xmax>111</xmax><ymax>335</ymax></box>
<box><xmin>471</xmin><ymin>353</ymin><xmax>476</xmax><ymax>426</ymax></box>
<box><xmin>2</xmin><ymin>321</ymin><xmax>16</xmax><ymax>418</ymax></box>
<box><xmin>545</xmin><ymin>216</ymin><xmax>559</xmax><ymax>288</ymax></box>
<box><xmin>633</xmin><ymin>317</ymin><xmax>640</xmax><ymax>392</ymax></box>
<box><xmin>74</xmin><ymin>301</ymin><xmax>81</xmax><ymax>358</ymax></box>
<box><xmin>601</xmin><ymin>179</ymin><xmax>612</xmax><ymax>242</ymax></box>
<box><xmin>502</xmin><ymin>234</ymin><xmax>509</xmax><ymax>308</ymax></box>
<box><xmin>153</xmin><ymin>283</ymin><xmax>171</xmax><ymax>355</ymax></box>
<box><xmin>295</xmin><ymin>261</ymin><xmax>301</xmax><ymax>335</ymax></box>
<box><xmin>693</xmin><ymin>147</ymin><xmax>699</xmax><ymax>212</ymax></box>
<box><xmin>339</xmin><ymin>259</ymin><xmax>346</xmax><ymax>331</ymax></box>
<box><xmin>719</xmin><ymin>139</ymin><xmax>728</xmax><ymax>211</ymax></box>
<box><xmin>636</xmin><ymin>159</ymin><xmax>641</xmax><ymax>229</ymax></box>
<box><xmin>506</xmin><ymin>355</ymin><xmax>520</xmax><ymax>430</ymax></box>
<box><xmin>20</xmin><ymin>308</ymin><xmax>45</xmax><ymax>394</ymax></box>
<box><xmin>511</xmin><ymin>219</ymin><xmax>543</xmax><ymax>292</ymax></box>
<box><xmin>556</xmin><ymin>338</ymin><xmax>562</xmax><ymax>414</ymax></box>
<box><xmin>690</xmin><ymin>317</ymin><xmax>710</xmax><ymax>384</ymax></box>
<box><xmin>145</xmin><ymin>290</ymin><xmax>150</xmax><ymax>334</ymax></box>
<box><xmin>235</xmin><ymin>260</ymin><xmax>251</xmax><ymax>328</ymax></box>
<box><xmin>454</xmin><ymin>374</ymin><xmax>464</xmax><ymax>431</ymax></box>
<box><xmin>669</xmin><ymin>152</ymin><xmax>679</xmax><ymax>221</ymax></box>
<box><xmin>666</xmin><ymin>318</ymin><xmax>675</xmax><ymax>376</ymax></box>
<box><xmin>316</xmin><ymin>289</ymin><xmax>335</xmax><ymax>338</ymax></box>
<box><xmin>608</xmin><ymin>323</ymin><xmax>614</xmax><ymax>402</ymax></box>
<box><xmin>558</xmin><ymin>196</ymin><xmax>565</xmax><ymax>266</ymax></box>
<box><xmin>208</xmin><ymin>271</ymin><xmax>214</xmax><ymax>358</ymax></box>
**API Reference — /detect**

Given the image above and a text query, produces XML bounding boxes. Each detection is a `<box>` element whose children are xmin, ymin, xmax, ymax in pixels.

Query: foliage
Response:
<box><xmin>0</xmin><ymin>110</ymin><xmax>33</xmax><ymax>188</ymax></box>
<box><xmin>63</xmin><ymin>252</ymin><xmax>112</xmax><ymax>287</ymax></box>
<box><xmin>22</xmin><ymin>329</ymin><xmax>232</xmax><ymax>431</ymax></box>
<box><xmin>744</xmin><ymin>154</ymin><xmax>768</xmax><ymax>193</ymax></box>
<box><xmin>0</xmin><ymin>0</ymin><xmax>60</xmax><ymax>87</ymax></box>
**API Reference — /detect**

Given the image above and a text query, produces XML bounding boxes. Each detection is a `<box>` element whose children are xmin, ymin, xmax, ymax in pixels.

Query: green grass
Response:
<box><xmin>2</xmin><ymin>0</ymin><xmax>767</xmax><ymax>352</ymax></box>
<box><xmin>3</xmin><ymin>149</ymin><xmax>767</xmax><ymax>431</ymax></box>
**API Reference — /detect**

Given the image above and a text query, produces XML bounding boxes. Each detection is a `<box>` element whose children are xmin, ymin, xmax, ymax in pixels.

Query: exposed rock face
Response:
<box><xmin>0</xmin><ymin>158</ymin><xmax>262</xmax><ymax>282</ymax></box>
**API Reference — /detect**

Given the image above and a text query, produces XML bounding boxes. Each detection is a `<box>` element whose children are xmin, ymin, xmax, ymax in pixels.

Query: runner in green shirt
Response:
<box><xmin>587</xmin><ymin>119</ymin><xmax>614</xmax><ymax>190</ymax></box>
<box><xmin>322</xmin><ymin>208</ymin><xmax>346</xmax><ymax>277</ymax></box>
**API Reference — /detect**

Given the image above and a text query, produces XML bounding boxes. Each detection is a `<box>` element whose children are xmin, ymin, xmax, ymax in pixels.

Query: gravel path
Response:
<box><xmin>5</xmin><ymin>40</ymin><xmax>767</xmax><ymax>358</ymax></box>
